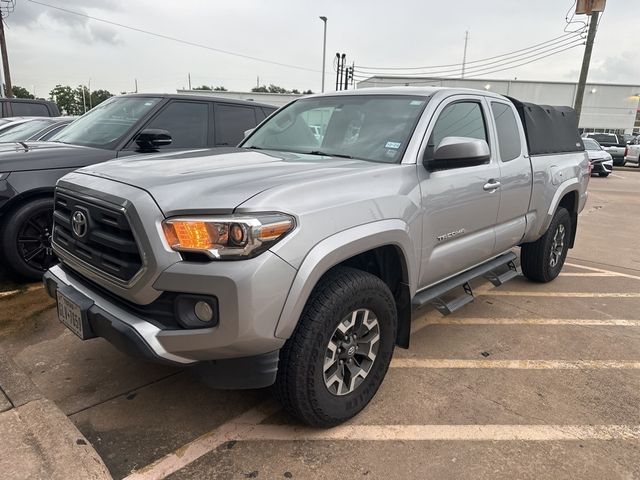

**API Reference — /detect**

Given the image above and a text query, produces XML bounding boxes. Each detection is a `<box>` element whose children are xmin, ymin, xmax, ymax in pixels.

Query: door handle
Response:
<box><xmin>483</xmin><ymin>180</ymin><xmax>501</xmax><ymax>191</ymax></box>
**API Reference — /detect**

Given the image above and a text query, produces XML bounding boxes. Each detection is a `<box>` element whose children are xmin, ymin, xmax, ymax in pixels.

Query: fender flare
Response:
<box><xmin>274</xmin><ymin>219</ymin><xmax>417</xmax><ymax>339</ymax></box>
<box><xmin>538</xmin><ymin>178</ymin><xmax>580</xmax><ymax>238</ymax></box>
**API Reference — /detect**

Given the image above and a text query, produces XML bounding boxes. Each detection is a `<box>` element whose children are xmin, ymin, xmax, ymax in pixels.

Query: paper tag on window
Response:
<box><xmin>385</xmin><ymin>141</ymin><xmax>401</xmax><ymax>149</ymax></box>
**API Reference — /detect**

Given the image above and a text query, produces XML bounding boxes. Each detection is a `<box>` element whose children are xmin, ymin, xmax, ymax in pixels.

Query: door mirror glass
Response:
<box><xmin>425</xmin><ymin>137</ymin><xmax>490</xmax><ymax>171</ymax></box>
<box><xmin>135</xmin><ymin>129</ymin><xmax>172</xmax><ymax>150</ymax></box>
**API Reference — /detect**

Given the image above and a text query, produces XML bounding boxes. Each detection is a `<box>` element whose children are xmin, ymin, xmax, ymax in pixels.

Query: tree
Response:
<box><xmin>291</xmin><ymin>89</ymin><xmax>300</xmax><ymax>94</ymax></box>
<box><xmin>213</xmin><ymin>86</ymin><xmax>227</xmax><ymax>91</ymax></box>
<box><xmin>12</xmin><ymin>85</ymin><xmax>34</xmax><ymax>99</ymax></box>
<box><xmin>49</xmin><ymin>84</ymin><xmax>113</xmax><ymax>115</ymax></box>
<box><xmin>193</xmin><ymin>85</ymin><xmax>212</xmax><ymax>90</ymax></box>
<box><xmin>251</xmin><ymin>85</ymin><xmax>269</xmax><ymax>93</ymax></box>
<box><xmin>90</xmin><ymin>89</ymin><xmax>113</xmax><ymax>107</ymax></box>
<box><xmin>303</xmin><ymin>89</ymin><xmax>314</xmax><ymax>94</ymax></box>
<box><xmin>49</xmin><ymin>85</ymin><xmax>79</xmax><ymax>115</ymax></box>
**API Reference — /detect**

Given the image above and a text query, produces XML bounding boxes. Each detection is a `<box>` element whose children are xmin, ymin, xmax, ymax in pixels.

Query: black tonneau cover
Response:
<box><xmin>507</xmin><ymin>97</ymin><xmax>584</xmax><ymax>155</ymax></box>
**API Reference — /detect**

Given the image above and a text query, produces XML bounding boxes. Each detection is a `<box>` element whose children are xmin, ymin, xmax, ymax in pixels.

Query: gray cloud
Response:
<box><xmin>9</xmin><ymin>0</ymin><xmax>122</xmax><ymax>44</ymax></box>
<box><xmin>587</xmin><ymin>52</ymin><xmax>640</xmax><ymax>85</ymax></box>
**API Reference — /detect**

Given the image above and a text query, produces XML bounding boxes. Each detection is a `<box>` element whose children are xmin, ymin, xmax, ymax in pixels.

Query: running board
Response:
<box><xmin>412</xmin><ymin>252</ymin><xmax>518</xmax><ymax>315</ymax></box>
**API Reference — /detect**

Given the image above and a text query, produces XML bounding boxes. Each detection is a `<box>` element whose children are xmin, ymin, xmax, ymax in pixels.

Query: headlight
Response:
<box><xmin>161</xmin><ymin>213</ymin><xmax>295</xmax><ymax>259</ymax></box>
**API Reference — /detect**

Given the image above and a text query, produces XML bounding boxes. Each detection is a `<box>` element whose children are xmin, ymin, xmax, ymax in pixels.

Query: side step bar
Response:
<box><xmin>412</xmin><ymin>252</ymin><xmax>518</xmax><ymax>315</ymax></box>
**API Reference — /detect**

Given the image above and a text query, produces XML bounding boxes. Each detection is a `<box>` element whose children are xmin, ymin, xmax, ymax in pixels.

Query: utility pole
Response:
<box><xmin>188</xmin><ymin>73</ymin><xmax>192</xmax><ymax>90</ymax></box>
<box><xmin>335</xmin><ymin>53</ymin><xmax>346</xmax><ymax>91</ymax></box>
<box><xmin>461</xmin><ymin>30</ymin><xmax>469</xmax><ymax>79</ymax></box>
<box><xmin>134</xmin><ymin>78</ymin><xmax>138</xmax><ymax>93</ymax></box>
<box><xmin>0</xmin><ymin>2</ymin><xmax>14</xmax><ymax>98</ymax></box>
<box><xmin>574</xmin><ymin>2</ymin><xmax>604</xmax><ymax>122</ymax></box>
<box><xmin>319</xmin><ymin>16</ymin><xmax>327</xmax><ymax>92</ymax></box>
<box><xmin>88</xmin><ymin>78</ymin><xmax>92</xmax><ymax>109</ymax></box>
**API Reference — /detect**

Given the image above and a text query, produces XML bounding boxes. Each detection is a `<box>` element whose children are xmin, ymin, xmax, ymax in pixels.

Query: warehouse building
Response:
<box><xmin>356</xmin><ymin>76</ymin><xmax>640</xmax><ymax>135</ymax></box>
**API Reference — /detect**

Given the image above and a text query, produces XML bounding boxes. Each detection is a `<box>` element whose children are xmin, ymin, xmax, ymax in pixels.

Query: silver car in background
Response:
<box><xmin>583</xmin><ymin>137</ymin><xmax>613</xmax><ymax>177</ymax></box>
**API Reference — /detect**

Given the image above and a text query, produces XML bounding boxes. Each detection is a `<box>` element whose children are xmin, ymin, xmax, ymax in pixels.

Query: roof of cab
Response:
<box><xmin>118</xmin><ymin>92</ymin><xmax>277</xmax><ymax>109</ymax></box>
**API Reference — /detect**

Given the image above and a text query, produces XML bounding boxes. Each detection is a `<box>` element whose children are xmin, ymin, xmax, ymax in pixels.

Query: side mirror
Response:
<box><xmin>135</xmin><ymin>129</ymin><xmax>172</xmax><ymax>150</ymax></box>
<box><xmin>424</xmin><ymin>137</ymin><xmax>490</xmax><ymax>171</ymax></box>
<box><xmin>243</xmin><ymin>128</ymin><xmax>254</xmax><ymax>138</ymax></box>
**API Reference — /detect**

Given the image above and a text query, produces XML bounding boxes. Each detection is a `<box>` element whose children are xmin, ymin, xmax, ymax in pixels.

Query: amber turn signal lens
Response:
<box><xmin>257</xmin><ymin>220</ymin><xmax>293</xmax><ymax>241</ymax></box>
<box><xmin>163</xmin><ymin>221</ymin><xmax>213</xmax><ymax>250</ymax></box>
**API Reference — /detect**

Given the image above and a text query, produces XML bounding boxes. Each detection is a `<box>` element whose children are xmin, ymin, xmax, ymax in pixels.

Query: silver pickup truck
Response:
<box><xmin>43</xmin><ymin>87</ymin><xmax>589</xmax><ymax>426</ymax></box>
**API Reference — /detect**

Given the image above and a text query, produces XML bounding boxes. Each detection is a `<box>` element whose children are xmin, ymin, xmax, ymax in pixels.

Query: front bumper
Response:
<box><xmin>590</xmin><ymin>159</ymin><xmax>613</xmax><ymax>174</ymax></box>
<box><xmin>44</xmin><ymin>247</ymin><xmax>295</xmax><ymax>364</ymax></box>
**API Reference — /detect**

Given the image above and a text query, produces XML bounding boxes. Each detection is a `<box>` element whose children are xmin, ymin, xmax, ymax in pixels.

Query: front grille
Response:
<box><xmin>52</xmin><ymin>190</ymin><xmax>143</xmax><ymax>282</ymax></box>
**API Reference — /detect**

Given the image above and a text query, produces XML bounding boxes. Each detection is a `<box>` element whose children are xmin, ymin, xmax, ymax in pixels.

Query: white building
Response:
<box><xmin>357</xmin><ymin>76</ymin><xmax>640</xmax><ymax>134</ymax></box>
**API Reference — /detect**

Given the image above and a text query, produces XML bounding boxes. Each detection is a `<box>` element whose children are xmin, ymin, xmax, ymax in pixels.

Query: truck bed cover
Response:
<box><xmin>508</xmin><ymin>97</ymin><xmax>584</xmax><ymax>155</ymax></box>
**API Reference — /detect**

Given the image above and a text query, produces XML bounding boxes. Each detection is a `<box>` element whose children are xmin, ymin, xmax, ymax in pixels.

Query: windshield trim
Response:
<box><xmin>239</xmin><ymin>94</ymin><xmax>430</xmax><ymax>165</ymax></box>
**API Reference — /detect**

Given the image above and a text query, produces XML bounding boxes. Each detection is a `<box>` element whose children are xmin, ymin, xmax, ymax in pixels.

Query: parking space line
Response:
<box><xmin>565</xmin><ymin>262</ymin><xmax>640</xmax><ymax>281</ymax></box>
<box><xmin>559</xmin><ymin>272</ymin><xmax>617</xmax><ymax>277</ymax></box>
<box><xmin>412</xmin><ymin>317</ymin><xmax>640</xmax><ymax>328</ymax></box>
<box><xmin>0</xmin><ymin>289</ymin><xmax>20</xmax><ymax>298</ymax></box>
<box><xmin>390</xmin><ymin>359</ymin><xmax>640</xmax><ymax>369</ymax></box>
<box><xmin>242</xmin><ymin>424</ymin><xmax>640</xmax><ymax>442</ymax></box>
<box><xmin>124</xmin><ymin>400</ymin><xmax>280</xmax><ymax>480</ymax></box>
<box><xmin>479</xmin><ymin>291</ymin><xmax>640</xmax><ymax>298</ymax></box>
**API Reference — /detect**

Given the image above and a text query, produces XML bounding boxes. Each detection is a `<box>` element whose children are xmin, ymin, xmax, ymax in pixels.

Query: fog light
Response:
<box><xmin>194</xmin><ymin>300</ymin><xmax>214</xmax><ymax>323</ymax></box>
<box><xmin>174</xmin><ymin>295</ymin><xmax>219</xmax><ymax>328</ymax></box>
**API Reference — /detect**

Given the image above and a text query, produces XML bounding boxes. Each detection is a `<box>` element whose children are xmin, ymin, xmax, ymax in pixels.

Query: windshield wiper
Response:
<box><xmin>306</xmin><ymin>150</ymin><xmax>353</xmax><ymax>159</ymax></box>
<box><xmin>245</xmin><ymin>145</ymin><xmax>265</xmax><ymax>150</ymax></box>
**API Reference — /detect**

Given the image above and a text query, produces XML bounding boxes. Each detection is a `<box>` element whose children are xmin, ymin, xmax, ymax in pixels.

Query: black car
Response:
<box><xmin>0</xmin><ymin>98</ymin><xmax>60</xmax><ymax>117</ymax></box>
<box><xmin>0</xmin><ymin>94</ymin><xmax>276</xmax><ymax>279</ymax></box>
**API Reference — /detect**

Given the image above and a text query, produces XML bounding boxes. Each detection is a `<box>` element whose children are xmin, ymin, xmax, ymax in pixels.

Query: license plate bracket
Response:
<box><xmin>56</xmin><ymin>286</ymin><xmax>96</xmax><ymax>340</ymax></box>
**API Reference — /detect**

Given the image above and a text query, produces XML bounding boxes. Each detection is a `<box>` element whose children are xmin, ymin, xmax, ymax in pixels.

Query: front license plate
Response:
<box><xmin>57</xmin><ymin>291</ymin><xmax>84</xmax><ymax>338</ymax></box>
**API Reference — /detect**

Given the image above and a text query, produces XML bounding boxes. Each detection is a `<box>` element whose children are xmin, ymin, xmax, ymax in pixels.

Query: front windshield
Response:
<box><xmin>241</xmin><ymin>95</ymin><xmax>429</xmax><ymax>163</ymax></box>
<box><xmin>50</xmin><ymin>96</ymin><xmax>161</xmax><ymax>148</ymax></box>
<box><xmin>583</xmin><ymin>138</ymin><xmax>601</xmax><ymax>151</ymax></box>
<box><xmin>0</xmin><ymin>119</ymin><xmax>54</xmax><ymax>142</ymax></box>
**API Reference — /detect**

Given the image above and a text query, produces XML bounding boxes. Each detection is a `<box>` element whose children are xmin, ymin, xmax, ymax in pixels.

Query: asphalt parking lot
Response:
<box><xmin>1</xmin><ymin>167</ymin><xmax>639</xmax><ymax>480</ymax></box>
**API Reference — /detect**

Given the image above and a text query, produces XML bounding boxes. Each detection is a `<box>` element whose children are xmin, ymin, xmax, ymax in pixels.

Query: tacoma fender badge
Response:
<box><xmin>437</xmin><ymin>228</ymin><xmax>465</xmax><ymax>242</ymax></box>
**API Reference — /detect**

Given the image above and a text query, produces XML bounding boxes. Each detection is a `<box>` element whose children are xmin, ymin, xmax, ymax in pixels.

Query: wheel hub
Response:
<box><xmin>323</xmin><ymin>309</ymin><xmax>380</xmax><ymax>396</ymax></box>
<box><xmin>549</xmin><ymin>224</ymin><xmax>565</xmax><ymax>268</ymax></box>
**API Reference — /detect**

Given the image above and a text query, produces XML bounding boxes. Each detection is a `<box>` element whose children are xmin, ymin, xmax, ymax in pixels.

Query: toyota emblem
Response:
<box><xmin>71</xmin><ymin>210</ymin><xmax>88</xmax><ymax>238</ymax></box>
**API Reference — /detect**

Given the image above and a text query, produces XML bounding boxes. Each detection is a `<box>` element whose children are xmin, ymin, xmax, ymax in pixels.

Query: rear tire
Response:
<box><xmin>521</xmin><ymin>207</ymin><xmax>571</xmax><ymax>283</ymax></box>
<box><xmin>274</xmin><ymin>267</ymin><xmax>397</xmax><ymax>427</ymax></box>
<box><xmin>1</xmin><ymin>197</ymin><xmax>56</xmax><ymax>280</ymax></box>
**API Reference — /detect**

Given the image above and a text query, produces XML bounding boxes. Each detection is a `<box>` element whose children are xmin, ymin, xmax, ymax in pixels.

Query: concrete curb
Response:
<box><xmin>0</xmin><ymin>348</ymin><xmax>112</xmax><ymax>480</ymax></box>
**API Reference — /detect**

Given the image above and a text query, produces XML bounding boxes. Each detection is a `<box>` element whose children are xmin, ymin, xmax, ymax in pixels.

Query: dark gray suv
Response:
<box><xmin>0</xmin><ymin>93</ymin><xmax>276</xmax><ymax>279</ymax></box>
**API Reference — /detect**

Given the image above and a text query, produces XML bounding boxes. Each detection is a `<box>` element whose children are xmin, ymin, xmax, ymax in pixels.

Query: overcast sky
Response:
<box><xmin>7</xmin><ymin>0</ymin><xmax>640</xmax><ymax>98</ymax></box>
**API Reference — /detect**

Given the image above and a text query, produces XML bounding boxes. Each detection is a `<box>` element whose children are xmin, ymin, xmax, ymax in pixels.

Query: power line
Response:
<box><xmin>355</xmin><ymin>29</ymin><xmax>585</xmax><ymax>72</ymax></box>
<box><xmin>26</xmin><ymin>0</ymin><xmax>326</xmax><ymax>74</ymax></box>
<box><xmin>354</xmin><ymin>42</ymin><xmax>584</xmax><ymax>85</ymax></box>
<box><xmin>354</xmin><ymin>36</ymin><xmax>585</xmax><ymax>79</ymax></box>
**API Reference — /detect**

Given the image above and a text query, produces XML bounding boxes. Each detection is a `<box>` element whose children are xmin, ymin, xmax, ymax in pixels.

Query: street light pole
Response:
<box><xmin>319</xmin><ymin>16</ymin><xmax>327</xmax><ymax>92</ymax></box>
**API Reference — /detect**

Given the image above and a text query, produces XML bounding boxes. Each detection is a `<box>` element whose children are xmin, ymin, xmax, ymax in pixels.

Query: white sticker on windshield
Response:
<box><xmin>410</xmin><ymin>100</ymin><xmax>424</xmax><ymax>106</ymax></box>
<box><xmin>385</xmin><ymin>141</ymin><xmax>401</xmax><ymax>149</ymax></box>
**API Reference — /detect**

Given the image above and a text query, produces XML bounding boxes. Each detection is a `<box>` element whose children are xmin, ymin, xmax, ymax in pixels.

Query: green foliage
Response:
<box><xmin>49</xmin><ymin>84</ymin><xmax>113</xmax><ymax>115</ymax></box>
<box><xmin>193</xmin><ymin>85</ymin><xmax>212</xmax><ymax>90</ymax></box>
<box><xmin>12</xmin><ymin>85</ymin><xmax>35</xmax><ymax>99</ymax></box>
<box><xmin>213</xmin><ymin>86</ymin><xmax>227</xmax><ymax>91</ymax></box>
<box><xmin>303</xmin><ymin>89</ymin><xmax>314</xmax><ymax>94</ymax></box>
<box><xmin>251</xmin><ymin>84</ymin><xmax>309</xmax><ymax>94</ymax></box>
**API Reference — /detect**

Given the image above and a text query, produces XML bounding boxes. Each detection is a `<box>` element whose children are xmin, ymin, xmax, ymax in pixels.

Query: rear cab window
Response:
<box><xmin>214</xmin><ymin>104</ymin><xmax>258</xmax><ymax>146</ymax></box>
<box><xmin>490</xmin><ymin>102</ymin><xmax>522</xmax><ymax>162</ymax></box>
<box><xmin>10</xmin><ymin>102</ymin><xmax>50</xmax><ymax>116</ymax></box>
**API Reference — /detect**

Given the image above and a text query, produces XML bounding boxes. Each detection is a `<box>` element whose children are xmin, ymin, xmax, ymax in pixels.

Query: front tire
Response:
<box><xmin>599</xmin><ymin>172</ymin><xmax>610</xmax><ymax>177</ymax></box>
<box><xmin>274</xmin><ymin>267</ymin><xmax>397</xmax><ymax>427</ymax></box>
<box><xmin>1</xmin><ymin>197</ymin><xmax>57</xmax><ymax>280</ymax></box>
<box><xmin>521</xmin><ymin>207</ymin><xmax>572</xmax><ymax>283</ymax></box>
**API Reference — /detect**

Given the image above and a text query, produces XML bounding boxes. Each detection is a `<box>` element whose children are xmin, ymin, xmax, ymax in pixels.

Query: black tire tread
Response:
<box><xmin>521</xmin><ymin>207</ymin><xmax>570</xmax><ymax>283</ymax></box>
<box><xmin>274</xmin><ymin>266</ymin><xmax>396</xmax><ymax>427</ymax></box>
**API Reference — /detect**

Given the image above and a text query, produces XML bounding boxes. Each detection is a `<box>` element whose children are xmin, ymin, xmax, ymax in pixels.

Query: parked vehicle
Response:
<box><xmin>625</xmin><ymin>137</ymin><xmax>640</xmax><ymax>167</ymax></box>
<box><xmin>583</xmin><ymin>137</ymin><xmax>613</xmax><ymax>176</ymax></box>
<box><xmin>582</xmin><ymin>133</ymin><xmax>626</xmax><ymax>166</ymax></box>
<box><xmin>44</xmin><ymin>87</ymin><xmax>589</xmax><ymax>427</ymax></box>
<box><xmin>0</xmin><ymin>98</ymin><xmax>60</xmax><ymax>117</ymax></box>
<box><xmin>0</xmin><ymin>94</ymin><xmax>276</xmax><ymax>279</ymax></box>
<box><xmin>0</xmin><ymin>117</ymin><xmax>76</xmax><ymax>143</ymax></box>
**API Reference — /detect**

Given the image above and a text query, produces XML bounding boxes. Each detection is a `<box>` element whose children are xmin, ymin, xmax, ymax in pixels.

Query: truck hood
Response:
<box><xmin>76</xmin><ymin>148</ymin><xmax>391</xmax><ymax>215</ymax></box>
<box><xmin>0</xmin><ymin>141</ymin><xmax>115</xmax><ymax>172</ymax></box>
